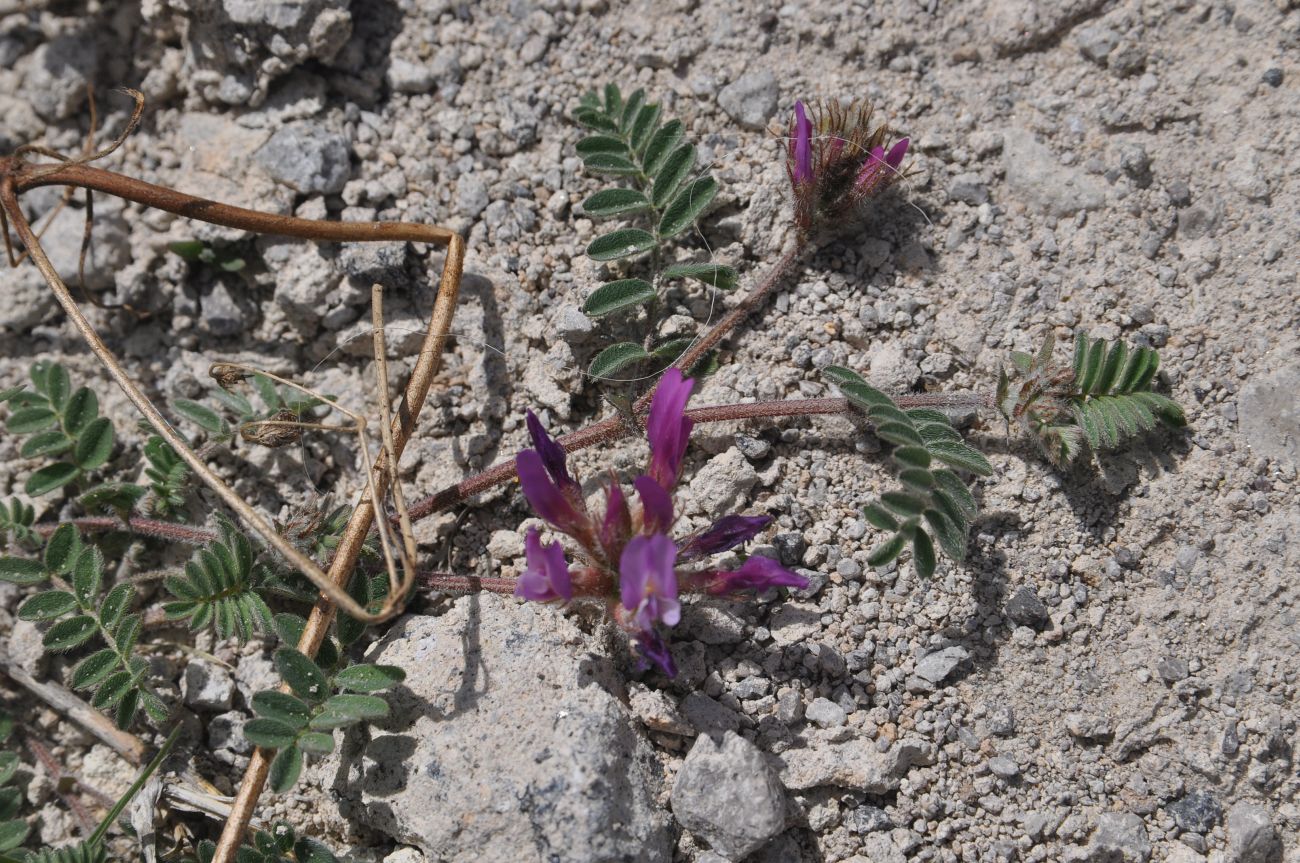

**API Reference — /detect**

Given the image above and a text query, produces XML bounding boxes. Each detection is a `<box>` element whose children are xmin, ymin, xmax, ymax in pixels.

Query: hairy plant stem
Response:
<box><xmin>405</xmin><ymin>390</ymin><xmax>989</xmax><ymax>522</ymax></box>
<box><xmin>37</xmin><ymin>516</ymin><xmax>219</xmax><ymax>546</ymax></box>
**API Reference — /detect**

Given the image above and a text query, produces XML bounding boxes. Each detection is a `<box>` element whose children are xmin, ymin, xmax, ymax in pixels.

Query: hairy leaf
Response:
<box><xmin>586</xmin><ymin>228</ymin><xmax>655</xmax><ymax>261</ymax></box>
<box><xmin>588</xmin><ymin>342</ymin><xmax>649</xmax><ymax>379</ymax></box>
<box><xmin>583</xmin><ymin>279</ymin><xmax>657</xmax><ymax>317</ymax></box>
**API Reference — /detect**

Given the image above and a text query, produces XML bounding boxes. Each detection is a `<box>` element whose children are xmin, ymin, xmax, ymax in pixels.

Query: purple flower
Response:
<box><xmin>645</xmin><ymin>368</ymin><xmax>694</xmax><ymax>490</ymax></box>
<box><xmin>678</xmin><ymin>514</ymin><xmax>772</xmax><ymax>561</ymax></box>
<box><xmin>792</xmin><ymin>101</ymin><xmax>813</xmax><ymax>185</ymax></box>
<box><xmin>633</xmin><ymin>475</ymin><xmax>674</xmax><ymax>535</ymax></box>
<box><xmin>619</xmin><ymin>533</ymin><xmax>680</xmax><ymax>630</ymax></box>
<box><xmin>784</xmin><ymin>99</ymin><xmax>908</xmax><ymax>233</ymax></box>
<box><xmin>633</xmin><ymin>628</ymin><xmax>677</xmax><ymax>677</ymax></box>
<box><xmin>517</xmin><ymin>449</ymin><xmax>588</xmax><ymax>538</ymax></box>
<box><xmin>526</xmin><ymin>410</ymin><xmax>578</xmax><ymax>494</ymax></box>
<box><xmin>703</xmin><ymin>555</ymin><xmax>808</xmax><ymax>596</ymax></box>
<box><xmin>515</xmin><ymin>528</ymin><xmax>573</xmax><ymax>603</ymax></box>
<box><xmin>598</xmin><ymin>481</ymin><xmax>631</xmax><ymax>559</ymax></box>
<box><xmin>885</xmin><ymin>137</ymin><xmax>909</xmax><ymax>171</ymax></box>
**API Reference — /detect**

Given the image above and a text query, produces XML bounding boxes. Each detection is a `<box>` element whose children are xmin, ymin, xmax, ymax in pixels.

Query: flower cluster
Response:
<box><xmin>514</xmin><ymin>369</ymin><xmax>807</xmax><ymax>676</ymax></box>
<box><xmin>786</xmin><ymin>99</ymin><xmax>910</xmax><ymax>234</ymax></box>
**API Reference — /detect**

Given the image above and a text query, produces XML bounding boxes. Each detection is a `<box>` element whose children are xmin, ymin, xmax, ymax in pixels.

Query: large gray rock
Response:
<box><xmin>1238</xmin><ymin>362</ymin><xmax>1300</xmax><ymax>466</ymax></box>
<box><xmin>1076</xmin><ymin>812</ymin><xmax>1151</xmax><ymax>862</ymax></box>
<box><xmin>671</xmin><ymin>732</ymin><xmax>787</xmax><ymax>860</ymax></box>
<box><xmin>1001</xmin><ymin>128</ymin><xmax>1105</xmax><ymax>217</ymax></box>
<box><xmin>165</xmin><ymin>0</ymin><xmax>352</xmax><ymax>106</ymax></box>
<box><xmin>325</xmin><ymin>601</ymin><xmax>672</xmax><ymax>863</ymax></box>
<box><xmin>255</xmin><ymin>123</ymin><xmax>353</xmax><ymax>195</ymax></box>
<box><xmin>717</xmin><ymin>69</ymin><xmax>779</xmax><ymax>130</ymax></box>
<box><xmin>1226</xmin><ymin>802</ymin><xmax>1282</xmax><ymax>863</ymax></box>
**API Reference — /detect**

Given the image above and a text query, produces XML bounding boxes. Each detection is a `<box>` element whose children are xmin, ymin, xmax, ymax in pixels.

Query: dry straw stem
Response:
<box><xmin>2</xmin><ymin>94</ymin><xmax>465</xmax><ymax>858</ymax></box>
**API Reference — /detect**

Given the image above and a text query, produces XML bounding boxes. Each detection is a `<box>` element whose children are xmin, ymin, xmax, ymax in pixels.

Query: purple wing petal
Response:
<box><xmin>515</xmin><ymin>528</ymin><xmax>573</xmax><ymax>602</ymax></box>
<box><xmin>599</xmin><ymin>480</ymin><xmax>631</xmax><ymax>559</ymax></box>
<box><xmin>517</xmin><ymin>450</ymin><xmax>584</xmax><ymax>535</ymax></box>
<box><xmin>793</xmin><ymin>101</ymin><xmax>813</xmax><ymax>185</ymax></box>
<box><xmin>633</xmin><ymin>475</ymin><xmax>674</xmax><ymax>535</ymax></box>
<box><xmin>633</xmin><ymin>628</ymin><xmax>678</xmax><ymax>677</ymax></box>
<box><xmin>526</xmin><ymin>410</ymin><xmax>577</xmax><ymax>492</ymax></box>
<box><xmin>885</xmin><ymin>137</ymin><xmax>909</xmax><ymax>171</ymax></box>
<box><xmin>706</xmin><ymin>555</ymin><xmax>808</xmax><ymax>595</ymax></box>
<box><xmin>678</xmin><ymin>513</ymin><xmax>773</xmax><ymax>561</ymax></box>
<box><xmin>646</xmin><ymin>368</ymin><xmax>695</xmax><ymax>489</ymax></box>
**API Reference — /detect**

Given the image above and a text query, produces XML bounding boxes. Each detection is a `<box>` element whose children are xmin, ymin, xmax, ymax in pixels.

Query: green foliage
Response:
<box><xmin>9</xmin><ymin>843</ymin><xmax>105</xmax><ymax>863</ymax></box>
<box><xmin>186</xmin><ymin>823</ymin><xmax>341</xmax><ymax>863</ymax></box>
<box><xmin>175</xmin><ymin>373</ymin><xmax>327</xmax><ymax>449</ymax></box>
<box><xmin>243</xmin><ymin>633</ymin><xmax>404</xmax><ymax>793</ymax></box>
<box><xmin>169</xmin><ymin>239</ymin><xmax>246</xmax><ymax>272</ymax></box>
<box><xmin>573</xmin><ymin>83</ymin><xmax>735</xmax><ymax>380</ymax></box>
<box><xmin>0</xmin><ymin>363</ymin><xmax>119</xmax><ymax>498</ymax></box>
<box><xmin>162</xmin><ymin>518</ymin><xmax>275</xmax><ymax>642</ymax></box>
<box><xmin>0</xmin><ymin>714</ymin><xmax>30</xmax><ymax>854</ymax></box>
<box><xmin>0</xmin><ymin>500</ymin><xmax>36</xmax><ymax>550</ymax></box>
<box><xmin>142</xmin><ymin>436</ymin><xmax>190</xmax><ymax>517</ymax></box>
<box><xmin>11</xmin><ymin>530</ymin><xmax>166</xmax><ymax>729</ymax></box>
<box><xmin>997</xmin><ymin>332</ymin><xmax>1185</xmax><ymax>466</ymax></box>
<box><xmin>824</xmin><ymin>367</ymin><xmax>991</xmax><ymax>578</ymax></box>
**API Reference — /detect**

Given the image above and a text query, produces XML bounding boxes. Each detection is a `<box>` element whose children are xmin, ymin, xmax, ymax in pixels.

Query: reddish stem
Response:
<box><xmin>405</xmin><ymin>391</ymin><xmax>989</xmax><ymax>522</ymax></box>
<box><xmin>37</xmin><ymin>516</ymin><xmax>218</xmax><ymax>545</ymax></box>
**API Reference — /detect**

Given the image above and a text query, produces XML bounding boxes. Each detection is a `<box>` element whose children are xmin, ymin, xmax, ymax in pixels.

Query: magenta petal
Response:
<box><xmin>646</xmin><ymin>368</ymin><xmax>695</xmax><ymax>489</ymax></box>
<box><xmin>678</xmin><ymin>513</ymin><xmax>772</xmax><ymax>561</ymax></box>
<box><xmin>634</xmin><ymin>628</ymin><xmax>678</xmax><ymax>677</ymax></box>
<box><xmin>708</xmin><ymin>555</ymin><xmax>808</xmax><ymax>595</ymax></box>
<box><xmin>515</xmin><ymin>528</ymin><xmax>573</xmax><ymax>602</ymax></box>
<box><xmin>526</xmin><ymin>410</ymin><xmax>577</xmax><ymax>493</ymax></box>
<box><xmin>633</xmin><ymin>475</ymin><xmax>674</xmax><ymax>535</ymax></box>
<box><xmin>517</xmin><ymin>450</ymin><xmax>583</xmax><ymax>534</ymax></box>
<box><xmin>885</xmin><ymin>137</ymin><xmax>909</xmax><ymax>171</ymax></box>
<box><xmin>793</xmin><ymin>101</ymin><xmax>813</xmax><ymax>185</ymax></box>
<box><xmin>599</xmin><ymin>481</ymin><xmax>631</xmax><ymax>558</ymax></box>
<box><xmin>619</xmin><ymin>533</ymin><xmax>680</xmax><ymax>628</ymax></box>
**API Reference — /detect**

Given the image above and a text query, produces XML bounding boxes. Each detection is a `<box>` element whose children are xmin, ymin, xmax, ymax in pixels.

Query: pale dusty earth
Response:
<box><xmin>0</xmin><ymin>1</ymin><xmax>1297</xmax><ymax>862</ymax></box>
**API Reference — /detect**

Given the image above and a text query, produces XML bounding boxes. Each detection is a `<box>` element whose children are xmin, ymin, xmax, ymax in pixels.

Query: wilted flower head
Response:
<box><xmin>786</xmin><ymin>99</ymin><xmax>909</xmax><ymax>233</ymax></box>
<box><xmin>514</xmin><ymin>368</ymin><xmax>807</xmax><ymax>676</ymax></box>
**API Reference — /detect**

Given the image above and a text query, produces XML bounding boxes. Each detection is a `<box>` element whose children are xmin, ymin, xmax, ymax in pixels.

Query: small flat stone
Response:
<box><xmin>716</xmin><ymin>69</ymin><xmax>778</xmax><ymax>130</ymax></box>
<box><xmin>914</xmin><ymin>647</ymin><xmax>969</xmax><ymax>684</ymax></box>
<box><xmin>671</xmin><ymin>731</ymin><xmax>788</xmax><ymax>861</ymax></box>
<box><xmin>1167</xmin><ymin>791</ymin><xmax>1222</xmax><ymax>834</ymax></box>
<box><xmin>1005</xmin><ymin>586</ymin><xmax>1050</xmax><ymax>629</ymax></box>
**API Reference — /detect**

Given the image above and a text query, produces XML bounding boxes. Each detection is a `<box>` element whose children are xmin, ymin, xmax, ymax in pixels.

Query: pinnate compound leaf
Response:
<box><xmin>44</xmin><ymin>524</ymin><xmax>81</xmax><ymax>574</ymax></box>
<box><xmin>583</xmin><ymin>279</ymin><xmax>657</xmax><ymax>317</ymax></box>
<box><xmin>651</xmin><ymin>144</ymin><xmax>695</xmax><ymax>208</ymax></box>
<box><xmin>25</xmin><ymin>462</ymin><xmax>80</xmax><ymax>496</ymax></box>
<box><xmin>574</xmin><ymin>135</ymin><xmax>628</xmax><ymax>156</ymax></box>
<box><xmin>334</xmin><ymin>663</ymin><xmax>407</xmax><ymax>692</ymax></box>
<box><xmin>582</xmin><ymin>153</ymin><xmax>638</xmax><ymax>176</ymax></box>
<box><xmin>0</xmin><ymin>557</ymin><xmax>46</xmax><ymax>585</ymax></box>
<box><xmin>661</xmin><ymin>262</ymin><xmax>737</xmax><ymax>290</ymax></box>
<box><xmin>586</xmin><ymin>228</ymin><xmax>655</xmax><ymax>261</ymax></box>
<box><xmin>658</xmin><ymin>176</ymin><xmax>718</xmax><ymax>238</ymax></box>
<box><xmin>17</xmin><ymin>590</ymin><xmax>77</xmax><ymax>621</ymax></box>
<box><xmin>925</xmin><ymin>440</ymin><xmax>993</xmax><ymax>476</ymax></box>
<box><xmin>268</xmin><ymin>744</ymin><xmax>304</xmax><ymax>793</ymax></box>
<box><xmin>6</xmin><ymin>407</ymin><xmax>57</xmax><ymax>434</ymax></box>
<box><xmin>173</xmin><ymin>399</ymin><xmax>227</xmax><ymax>436</ymax></box>
<box><xmin>274</xmin><ymin>648</ymin><xmax>328</xmax><ymax>703</ymax></box>
<box><xmin>70</xmin><ymin>648</ymin><xmax>119</xmax><ymax>690</ymax></box>
<box><xmin>867</xmin><ymin>532</ymin><xmax>909</xmax><ymax>568</ymax></box>
<box><xmin>643</xmin><ymin>119</ymin><xmax>684</xmax><ymax>176</ymax></box>
<box><xmin>63</xmin><ymin>388</ymin><xmax>98</xmax><ymax>434</ymax></box>
<box><xmin>252</xmin><ymin>691</ymin><xmax>311</xmax><ymax>729</ymax></box>
<box><xmin>72</xmin><ymin>546</ymin><xmax>103</xmax><ymax>607</ymax></box>
<box><xmin>911</xmin><ymin>530</ymin><xmax>937</xmax><ymax>578</ymax></box>
<box><xmin>44</xmin><ymin>615</ymin><xmax>98</xmax><ymax>651</ymax></box>
<box><xmin>20</xmin><ymin>430</ymin><xmax>72</xmax><ymax>459</ymax></box>
<box><xmin>244</xmin><ymin>718</ymin><xmax>299</xmax><ymax>750</ymax></box>
<box><xmin>581</xmin><ymin>188</ymin><xmax>650</xmax><ymax>218</ymax></box>
<box><xmin>588</xmin><ymin>343</ymin><xmax>649</xmax><ymax>379</ymax></box>
<box><xmin>296</xmin><ymin>732</ymin><xmax>336</xmax><ymax>756</ymax></box>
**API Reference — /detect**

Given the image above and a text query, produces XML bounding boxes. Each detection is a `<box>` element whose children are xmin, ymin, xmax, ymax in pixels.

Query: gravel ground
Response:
<box><xmin>0</xmin><ymin>1</ymin><xmax>1297</xmax><ymax>862</ymax></box>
